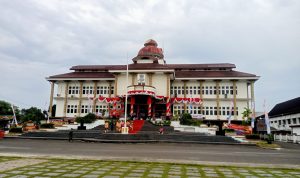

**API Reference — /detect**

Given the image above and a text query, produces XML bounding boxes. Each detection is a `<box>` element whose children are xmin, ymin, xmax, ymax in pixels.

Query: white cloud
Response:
<box><xmin>0</xmin><ymin>0</ymin><xmax>299</xmax><ymax>111</ymax></box>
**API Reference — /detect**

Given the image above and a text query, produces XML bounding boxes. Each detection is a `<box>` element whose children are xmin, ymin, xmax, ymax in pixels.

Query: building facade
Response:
<box><xmin>268</xmin><ymin>97</ymin><xmax>300</xmax><ymax>134</ymax></box>
<box><xmin>46</xmin><ymin>39</ymin><xmax>259</xmax><ymax>121</ymax></box>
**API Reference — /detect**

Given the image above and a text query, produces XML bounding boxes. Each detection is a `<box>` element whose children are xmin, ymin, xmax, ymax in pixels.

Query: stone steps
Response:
<box><xmin>21</xmin><ymin>130</ymin><xmax>239</xmax><ymax>143</ymax></box>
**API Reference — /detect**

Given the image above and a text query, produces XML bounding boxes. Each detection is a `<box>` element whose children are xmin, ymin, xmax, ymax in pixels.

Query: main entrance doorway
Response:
<box><xmin>127</xmin><ymin>95</ymin><xmax>167</xmax><ymax>120</ymax></box>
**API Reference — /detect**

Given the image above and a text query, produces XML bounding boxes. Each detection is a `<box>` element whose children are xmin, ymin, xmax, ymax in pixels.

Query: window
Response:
<box><xmin>111</xmin><ymin>86</ymin><xmax>114</xmax><ymax>95</ymax></box>
<box><xmin>173</xmin><ymin>105</ymin><xmax>184</xmax><ymax>115</ymax></box>
<box><xmin>137</xmin><ymin>74</ymin><xmax>146</xmax><ymax>85</ymax></box>
<box><xmin>97</xmin><ymin>85</ymin><xmax>110</xmax><ymax>95</ymax></box>
<box><xmin>292</xmin><ymin>118</ymin><xmax>297</xmax><ymax>124</ymax></box>
<box><xmin>81</xmin><ymin>105</ymin><xmax>89</xmax><ymax>114</ymax></box>
<box><xmin>279</xmin><ymin>120</ymin><xmax>281</xmax><ymax>125</ymax></box>
<box><xmin>68</xmin><ymin>86</ymin><xmax>79</xmax><ymax>95</ymax></box>
<box><xmin>287</xmin><ymin>119</ymin><xmax>291</xmax><ymax>125</ymax></box>
<box><xmin>83</xmin><ymin>86</ymin><xmax>93</xmax><ymax>95</ymax></box>
<box><xmin>67</xmin><ymin>105</ymin><xmax>78</xmax><ymax>113</ymax></box>
<box><xmin>95</xmin><ymin>105</ymin><xmax>108</xmax><ymax>115</ymax></box>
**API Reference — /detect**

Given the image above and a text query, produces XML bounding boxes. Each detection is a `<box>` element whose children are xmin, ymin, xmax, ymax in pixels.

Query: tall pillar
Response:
<box><xmin>198</xmin><ymin>80</ymin><xmax>204</xmax><ymax>114</ymax></box>
<box><xmin>131</xmin><ymin>73</ymin><xmax>135</xmax><ymax>86</ymax></box>
<box><xmin>92</xmin><ymin>81</ymin><xmax>98</xmax><ymax>114</ymax></box>
<box><xmin>109</xmin><ymin>81</ymin><xmax>112</xmax><ymax>98</ymax></box>
<box><xmin>166</xmin><ymin>73</ymin><xmax>170</xmax><ymax>97</ymax></box>
<box><xmin>49</xmin><ymin>81</ymin><xmax>55</xmax><ymax>116</ymax></box>
<box><xmin>149</xmin><ymin>73</ymin><xmax>153</xmax><ymax>86</ymax></box>
<box><xmin>114</xmin><ymin>75</ymin><xmax>118</xmax><ymax>97</ymax></box>
<box><xmin>232</xmin><ymin>80</ymin><xmax>237</xmax><ymax>119</ymax></box>
<box><xmin>183</xmin><ymin>80</ymin><xmax>187</xmax><ymax>112</ymax></box>
<box><xmin>215</xmin><ymin>80</ymin><xmax>221</xmax><ymax>119</ymax></box>
<box><xmin>63</xmin><ymin>81</ymin><xmax>69</xmax><ymax>117</ymax></box>
<box><xmin>250</xmin><ymin>80</ymin><xmax>255</xmax><ymax>116</ymax></box>
<box><xmin>78</xmin><ymin>81</ymin><xmax>83</xmax><ymax>117</ymax></box>
<box><xmin>246</xmin><ymin>82</ymin><xmax>250</xmax><ymax>109</ymax></box>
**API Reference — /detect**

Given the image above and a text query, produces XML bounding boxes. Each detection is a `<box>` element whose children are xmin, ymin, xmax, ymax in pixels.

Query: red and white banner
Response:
<box><xmin>98</xmin><ymin>96</ymin><xmax>122</xmax><ymax>104</ymax></box>
<box><xmin>170</xmin><ymin>97</ymin><xmax>202</xmax><ymax>104</ymax></box>
<box><xmin>166</xmin><ymin>97</ymin><xmax>171</xmax><ymax>116</ymax></box>
<box><xmin>147</xmin><ymin>96</ymin><xmax>152</xmax><ymax>117</ymax></box>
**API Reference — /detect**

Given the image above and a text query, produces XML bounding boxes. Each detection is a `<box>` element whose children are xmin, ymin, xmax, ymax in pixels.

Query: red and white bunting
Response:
<box><xmin>147</xmin><ymin>96</ymin><xmax>152</xmax><ymax>117</ymax></box>
<box><xmin>166</xmin><ymin>97</ymin><xmax>171</xmax><ymax>116</ymax></box>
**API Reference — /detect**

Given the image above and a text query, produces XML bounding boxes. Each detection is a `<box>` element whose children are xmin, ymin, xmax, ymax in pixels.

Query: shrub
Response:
<box><xmin>76</xmin><ymin>113</ymin><xmax>97</xmax><ymax>124</ymax></box>
<box><xmin>179</xmin><ymin>113</ymin><xmax>202</xmax><ymax>126</ymax></box>
<box><xmin>265</xmin><ymin>134</ymin><xmax>274</xmax><ymax>144</ymax></box>
<box><xmin>9</xmin><ymin>127</ymin><xmax>23</xmax><ymax>133</ymax></box>
<box><xmin>245</xmin><ymin>134</ymin><xmax>260</xmax><ymax>139</ymax></box>
<box><xmin>40</xmin><ymin>123</ymin><xmax>55</xmax><ymax>128</ymax></box>
<box><xmin>180</xmin><ymin>113</ymin><xmax>193</xmax><ymax>125</ymax></box>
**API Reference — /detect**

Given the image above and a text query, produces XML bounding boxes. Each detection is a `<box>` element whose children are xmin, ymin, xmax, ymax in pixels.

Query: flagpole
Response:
<box><xmin>11</xmin><ymin>104</ymin><xmax>17</xmax><ymax>126</ymax></box>
<box><xmin>122</xmin><ymin>53</ymin><xmax>129</xmax><ymax>134</ymax></box>
<box><xmin>264</xmin><ymin>99</ymin><xmax>271</xmax><ymax>135</ymax></box>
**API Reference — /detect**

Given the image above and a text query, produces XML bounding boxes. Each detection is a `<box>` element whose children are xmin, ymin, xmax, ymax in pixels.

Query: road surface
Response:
<box><xmin>0</xmin><ymin>138</ymin><xmax>299</xmax><ymax>167</ymax></box>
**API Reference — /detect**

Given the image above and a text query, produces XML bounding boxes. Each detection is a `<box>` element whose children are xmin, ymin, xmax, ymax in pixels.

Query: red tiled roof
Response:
<box><xmin>70</xmin><ymin>65</ymin><xmax>124</xmax><ymax>71</ymax></box>
<box><xmin>48</xmin><ymin>72</ymin><xmax>115</xmax><ymax>79</ymax></box>
<box><xmin>167</xmin><ymin>63</ymin><xmax>236</xmax><ymax>69</ymax></box>
<box><xmin>70</xmin><ymin>63</ymin><xmax>235</xmax><ymax>71</ymax></box>
<box><xmin>175</xmin><ymin>70</ymin><xmax>257</xmax><ymax>78</ymax></box>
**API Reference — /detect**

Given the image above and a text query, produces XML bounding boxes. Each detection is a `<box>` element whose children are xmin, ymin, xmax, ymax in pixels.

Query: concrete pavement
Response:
<box><xmin>0</xmin><ymin>138</ymin><xmax>300</xmax><ymax>169</ymax></box>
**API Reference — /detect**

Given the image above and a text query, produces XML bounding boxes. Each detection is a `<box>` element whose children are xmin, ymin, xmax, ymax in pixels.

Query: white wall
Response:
<box><xmin>152</xmin><ymin>73</ymin><xmax>168</xmax><ymax>96</ymax></box>
<box><xmin>270</xmin><ymin>113</ymin><xmax>300</xmax><ymax>131</ymax></box>
<box><xmin>292</xmin><ymin>127</ymin><xmax>300</xmax><ymax>136</ymax></box>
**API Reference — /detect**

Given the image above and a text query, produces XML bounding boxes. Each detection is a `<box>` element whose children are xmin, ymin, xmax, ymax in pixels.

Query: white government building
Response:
<box><xmin>46</xmin><ymin>39</ymin><xmax>259</xmax><ymax>121</ymax></box>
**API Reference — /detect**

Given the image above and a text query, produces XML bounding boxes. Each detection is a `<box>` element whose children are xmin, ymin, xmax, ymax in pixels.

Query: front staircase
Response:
<box><xmin>129</xmin><ymin>120</ymin><xmax>145</xmax><ymax>134</ymax></box>
<box><xmin>139</xmin><ymin>121</ymin><xmax>175</xmax><ymax>133</ymax></box>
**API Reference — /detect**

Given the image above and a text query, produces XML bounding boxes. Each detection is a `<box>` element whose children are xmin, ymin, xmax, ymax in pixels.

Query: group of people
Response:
<box><xmin>104</xmin><ymin>120</ymin><xmax>134</xmax><ymax>133</ymax></box>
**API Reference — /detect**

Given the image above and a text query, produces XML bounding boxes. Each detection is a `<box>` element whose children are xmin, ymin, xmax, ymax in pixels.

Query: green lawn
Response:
<box><xmin>0</xmin><ymin>157</ymin><xmax>299</xmax><ymax>178</ymax></box>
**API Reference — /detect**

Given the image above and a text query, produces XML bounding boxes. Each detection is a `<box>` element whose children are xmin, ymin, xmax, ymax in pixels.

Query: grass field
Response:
<box><xmin>0</xmin><ymin>157</ymin><xmax>299</xmax><ymax>178</ymax></box>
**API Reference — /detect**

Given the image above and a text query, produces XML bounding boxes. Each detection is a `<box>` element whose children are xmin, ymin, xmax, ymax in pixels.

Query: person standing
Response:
<box><xmin>68</xmin><ymin>129</ymin><xmax>73</xmax><ymax>142</ymax></box>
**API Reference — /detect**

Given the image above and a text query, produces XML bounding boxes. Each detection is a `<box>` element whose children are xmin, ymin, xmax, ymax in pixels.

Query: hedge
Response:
<box><xmin>245</xmin><ymin>134</ymin><xmax>260</xmax><ymax>139</ymax></box>
<box><xmin>40</xmin><ymin>123</ymin><xmax>55</xmax><ymax>128</ymax></box>
<box><xmin>9</xmin><ymin>127</ymin><xmax>23</xmax><ymax>133</ymax></box>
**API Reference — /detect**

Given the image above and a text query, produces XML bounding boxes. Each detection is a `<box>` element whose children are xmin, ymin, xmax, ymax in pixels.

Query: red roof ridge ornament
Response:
<box><xmin>132</xmin><ymin>39</ymin><xmax>165</xmax><ymax>63</ymax></box>
<box><xmin>144</xmin><ymin>39</ymin><xmax>158</xmax><ymax>47</ymax></box>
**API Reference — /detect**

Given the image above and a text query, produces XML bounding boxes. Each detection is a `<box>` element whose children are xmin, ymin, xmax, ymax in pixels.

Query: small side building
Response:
<box><xmin>269</xmin><ymin>97</ymin><xmax>300</xmax><ymax>135</ymax></box>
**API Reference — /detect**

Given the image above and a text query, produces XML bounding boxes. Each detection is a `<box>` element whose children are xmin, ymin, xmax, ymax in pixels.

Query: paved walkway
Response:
<box><xmin>0</xmin><ymin>157</ymin><xmax>299</xmax><ymax>178</ymax></box>
<box><xmin>0</xmin><ymin>158</ymin><xmax>47</xmax><ymax>172</ymax></box>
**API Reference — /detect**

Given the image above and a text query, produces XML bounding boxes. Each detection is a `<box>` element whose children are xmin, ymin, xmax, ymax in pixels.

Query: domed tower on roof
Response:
<box><xmin>132</xmin><ymin>39</ymin><xmax>165</xmax><ymax>64</ymax></box>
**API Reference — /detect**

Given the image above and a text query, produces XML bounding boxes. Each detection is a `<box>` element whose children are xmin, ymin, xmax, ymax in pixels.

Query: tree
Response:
<box><xmin>0</xmin><ymin>100</ymin><xmax>13</xmax><ymax>115</ymax></box>
<box><xmin>242</xmin><ymin>107</ymin><xmax>252</xmax><ymax>120</ymax></box>
<box><xmin>75</xmin><ymin>113</ymin><xmax>97</xmax><ymax>130</ymax></box>
<box><xmin>20</xmin><ymin>107</ymin><xmax>45</xmax><ymax>124</ymax></box>
<box><xmin>0</xmin><ymin>100</ymin><xmax>21</xmax><ymax>121</ymax></box>
<box><xmin>241</xmin><ymin>107</ymin><xmax>252</xmax><ymax>125</ymax></box>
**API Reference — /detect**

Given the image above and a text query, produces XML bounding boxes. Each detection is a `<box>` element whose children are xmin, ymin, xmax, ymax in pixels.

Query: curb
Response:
<box><xmin>4</xmin><ymin>136</ymin><xmax>256</xmax><ymax>146</ymax></box>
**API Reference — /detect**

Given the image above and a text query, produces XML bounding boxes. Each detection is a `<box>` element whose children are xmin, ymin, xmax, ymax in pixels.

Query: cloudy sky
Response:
<box><xmin>0</xmin><ymin>0</ymin><xmax>299</xmax><ymax>112</ymax></box>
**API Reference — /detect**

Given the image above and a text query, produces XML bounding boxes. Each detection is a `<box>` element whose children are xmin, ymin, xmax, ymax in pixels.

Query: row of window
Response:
<box><xmin>173</xmin><ymin>105</ymin><xmax>238</xmax><ymax>116</ymax></box>
<box><xmin>271</xmin><ymin>118</ymin><xmax>300</xmax><ymax>126</ymax></box>
<box><xmin>67</xmin><ymin>104</ymin><xmax>116</xmax><ymax>114</ymax></box>
<box><xmin>170</xmin><ymin>86</ymin><xmax>238</xmax><ymax>96</ymax></box>
<box><xmin>66</xmin><ymin>105</ymin><xmax>92</xmax><ymax>114</ymax></box>
<box><xmin>68</xmin><ymin>86</ymin><xmax>114</xmax><ymax>95</ymax></box>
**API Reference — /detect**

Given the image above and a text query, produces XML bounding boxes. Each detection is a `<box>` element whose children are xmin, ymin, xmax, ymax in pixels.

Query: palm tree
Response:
<box><xmin>241</xmin><ymin>107</ymin><xmax>252</xmax><ymax>125</ymax></box>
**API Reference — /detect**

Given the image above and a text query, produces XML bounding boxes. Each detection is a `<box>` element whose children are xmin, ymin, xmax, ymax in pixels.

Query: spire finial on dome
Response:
<box><xmin>144</xmin><ymin>39</ymin><xmax>158</xmax><ymax>47</ymax></box>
